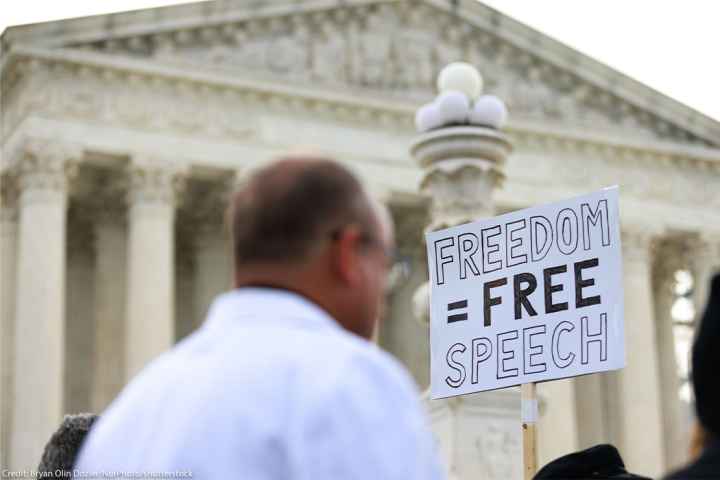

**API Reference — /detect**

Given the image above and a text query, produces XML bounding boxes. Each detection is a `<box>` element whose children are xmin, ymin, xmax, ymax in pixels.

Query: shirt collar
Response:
<box><xmin>203</xmin><ymin>287</ymin><xmax>342</xmax><ymax>334</ymax></box>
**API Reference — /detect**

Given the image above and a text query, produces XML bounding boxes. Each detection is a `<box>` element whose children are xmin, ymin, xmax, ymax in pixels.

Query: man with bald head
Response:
<box><xmin>75</xmin><ymin>156</ymin><xmax>445</xmax><ymax>479</ymax></box>
<box><xmin>229</xmin><ymin>157</ymin><xmax>392</xmax><ymax>339</ymax></box>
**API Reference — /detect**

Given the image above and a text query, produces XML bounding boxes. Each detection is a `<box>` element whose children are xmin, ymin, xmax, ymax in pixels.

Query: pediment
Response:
<box><xmin>3</xmin><ymin>0</ymin><xmax>716</xmax><ymax>146</ymax></box>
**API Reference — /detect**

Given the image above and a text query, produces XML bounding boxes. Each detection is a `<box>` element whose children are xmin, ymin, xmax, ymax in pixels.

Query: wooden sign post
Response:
<box><xmin>521</xmin><ymin>383</ymin><xmax>538</xmax><ymax>480</ymax></box>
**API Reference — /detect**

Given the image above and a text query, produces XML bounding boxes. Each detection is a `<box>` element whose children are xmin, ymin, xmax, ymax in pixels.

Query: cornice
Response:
<box><xmin>508</xmin><ymin>123</ymin><xmax>720</xmax><ymax>174</ymax></box>
<box><xmin>1</xmin><ymin>45</ymin><xmax>414</xmax><ymax>143</ymax></box>
<box><xmin>1</xmin><ymin>46</ymin><xmax>719</xmax><ymax>178</ymax></box>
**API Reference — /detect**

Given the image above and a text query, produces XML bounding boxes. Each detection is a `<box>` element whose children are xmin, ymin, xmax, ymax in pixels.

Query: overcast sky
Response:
<box><xmin>1</xmin><ymin>0</ymin><xmax>719</xmax><ymax>122</ymax></box>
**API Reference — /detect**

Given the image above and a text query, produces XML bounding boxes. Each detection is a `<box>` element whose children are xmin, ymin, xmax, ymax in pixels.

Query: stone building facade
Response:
<box><xmin>1</xmin><ymin>1</ymin><xmax>719</xmax><ymax>478</ymax></box>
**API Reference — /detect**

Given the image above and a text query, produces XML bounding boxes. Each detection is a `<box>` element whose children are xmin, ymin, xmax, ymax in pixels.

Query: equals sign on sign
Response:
<box><xmin>447</xmin><ymin>299</ymin><xmax>469</xmax><ymax>323</ymax></box>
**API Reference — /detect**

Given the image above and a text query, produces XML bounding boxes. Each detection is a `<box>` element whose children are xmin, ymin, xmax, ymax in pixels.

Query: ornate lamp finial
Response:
<box><xmin>415</xmin><ymin>62</ymin><xmax>508</xmax><ymax>132</ymax></box>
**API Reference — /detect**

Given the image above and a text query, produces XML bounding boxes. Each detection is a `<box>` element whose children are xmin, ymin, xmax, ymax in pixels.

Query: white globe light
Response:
<box><xmin>470</xmin><ymin>95</ymin><xmax>508</xmax><ymax>129</ymax></box>
<box><xmin>415</xmin><ymin>102</ymin><xmax>443</xmax><ymax>132</ymax></box>
<box><xmin>437</xmin><ymin>62</ymin><xmax>483</xmax><ymax>99</ymax></box>
<box><xmin>436</xmin><ymin>91</ymin><xmax>471</xmax><ymax>126</ymax></box>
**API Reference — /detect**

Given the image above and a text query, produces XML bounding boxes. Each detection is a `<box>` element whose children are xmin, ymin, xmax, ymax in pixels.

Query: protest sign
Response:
<box><xmin>426</xmin><ymin>187</ymin><xmax>624</xmax><ymax>399</ymax></box>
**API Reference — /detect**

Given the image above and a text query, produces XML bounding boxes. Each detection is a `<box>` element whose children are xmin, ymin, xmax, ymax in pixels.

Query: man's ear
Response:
<box><xmin>330</xmin><ymin>226</ymin><xmax>363</xmax><ymax>285</ymax></box>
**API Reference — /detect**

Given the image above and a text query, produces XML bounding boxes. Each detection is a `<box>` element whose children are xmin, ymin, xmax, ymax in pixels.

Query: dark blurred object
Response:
<box><xmin>665</xmin><ymin>273</ymin><xmax>720</xmax><ymax>479</ymax></box>
<box><xmin>534</xmin><ymin>444</ymin><xmax>651</xmax><ymax>479</ymax></box>
<box><xmin>38</xmin><ymin>413</ymin><xmax>98</xmax><ymax>477</ymax></box>
<box><xmin>664</xmin><ymin>440</ymin><xmax>720</xmax><ymax>480</ymax></box>
<box><xmin>692</xmin><ymin>273</ymin><xmax>720</xmax><ymax>437</ymax></box>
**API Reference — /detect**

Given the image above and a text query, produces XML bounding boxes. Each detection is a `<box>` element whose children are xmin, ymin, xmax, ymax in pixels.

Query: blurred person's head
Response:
<box><xmin>533</xmin><ymin>444</ymin><xmax>650</xmax><ymax>479</ymax></box>
<box><xmin>228</xmin><ymin>155</ymin><xmax>393</xmax><ymax>339</ymax></box>
<box><xmin>692</xmin><ymin>273</ymin><xmax>720</xmax><ymax>438</ymax></box>
<box><xmin>38</xmin><ymin>413</ymin><xmax>99</xmax><ymax>477</ymax></box>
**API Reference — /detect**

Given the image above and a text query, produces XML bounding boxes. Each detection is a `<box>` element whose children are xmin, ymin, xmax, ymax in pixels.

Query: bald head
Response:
<box><xmin>229</xmin><ymin>156</ymin><xmax>376</xmax><ymax>269</ymax></box>
<box><xmin>228</xmin><ymin>155</ymin><xmax>394</xmax><ymax>339</ymax></box>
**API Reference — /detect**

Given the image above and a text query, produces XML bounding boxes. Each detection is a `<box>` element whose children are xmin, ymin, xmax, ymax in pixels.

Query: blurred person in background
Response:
<box><xmin>665</xmin><ymin>273</ymin><xmax>720</xmax><ymax>479</ymax></box>
<box><xmin>74</xmin><ymin>156</ymin><xmax>444</xmax><ymax>479</ymax></box>
<box><xmin>38</xmin><ymin>413</ymin><xmax>98</xmax><ymax>478</ymax></box>
<box><xmin>533</xmin><ymin>444</ymin><xmax>650</xmax><ymax>479</ymax></box>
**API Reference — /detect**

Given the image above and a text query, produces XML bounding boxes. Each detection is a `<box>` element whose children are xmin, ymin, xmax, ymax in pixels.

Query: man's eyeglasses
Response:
<box><xmin>329</xmin><ymin>227</ymin><xmax>397</xmax><ymax>265</ymax></box>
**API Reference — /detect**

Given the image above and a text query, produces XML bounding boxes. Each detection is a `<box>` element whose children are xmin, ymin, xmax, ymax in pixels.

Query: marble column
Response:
<box><xmin>617</xmin><ymin>229</ymin><xmax>665</xmax><ymax>477</ymax></box>
<box><xmin>381</xmin><ymin>204</ymin><xmax>431</xmax><ymax>388</ymax></box>
<box><xmin>537</xmin><ymin>378</ymin><xmax>580</xmax><ymax>462</ymax></box>
<box><xmin>91</xmin><ymin>213</ymin><xmax>127</xmax><ymax>411</ymax></box>
<box><xmin>174</xmin><ymin>248</ymin><xmax>195</xmax><ymax>342</ymax></box>
<box><xmin>0</xmin><ymin>175</ymin><xmax>18</xmax><ymax>469</ymax></box>
<box><xmin>193</xmin><ymin>224</ymin><xmax>232</xmax><ymax>329</ymax></box>
<box><xmin>176</xmin><ymin>174</ymin><xmax>234</xmax><ymax>338</ymax></box>
<box><xmin>64</xmin><ymin>210</ymin><xmax>96</xmax><ymax>414</ymax></box>
<box><xmin>574</xmin><ymin>373</ymin><xmax>612</xmax><ymax>447</ymax></box>
<box><xmin>652</xmin><ymin>239</ymin><xmax>687</xmax><ymax>471</ymax></box>
<box><xmin>10</xmin><ymin>139</ymin><xmax>80</xmax><ymax>469</ymax></box>
<box><xmin>125</xmin><ymin>159</ymin><xmax>182</xmax><ymax>380</ymax></box>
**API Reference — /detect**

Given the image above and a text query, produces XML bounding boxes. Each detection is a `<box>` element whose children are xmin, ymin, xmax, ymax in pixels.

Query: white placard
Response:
<box><xmin>427</xmin><ymin>187</ymin><xmax>624</xmax><ymax>399</ymax></box>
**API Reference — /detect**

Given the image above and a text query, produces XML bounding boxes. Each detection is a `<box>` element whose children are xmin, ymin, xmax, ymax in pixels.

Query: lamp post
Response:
<box><xmin>412</xmin><ymin>62</ymin><xmax>510</xmax><ymax>232</ymax></box>
<box><xmin>411</xmin><ymin>63</ymin><xmax>524</xmax><ymax>480</ymax></box>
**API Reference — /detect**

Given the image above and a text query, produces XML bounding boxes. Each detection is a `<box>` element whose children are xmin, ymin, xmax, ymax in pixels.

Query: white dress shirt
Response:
<box><xmin>75</xmin><ymin>287</ymin><xmax>445</xmax><ymax>479</ymax></box>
